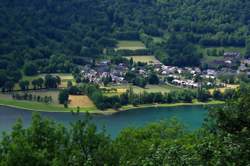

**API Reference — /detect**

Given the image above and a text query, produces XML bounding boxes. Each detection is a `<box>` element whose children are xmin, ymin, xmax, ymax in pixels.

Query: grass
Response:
<box><xmin>0</xmin><ymin>91</ymin><xmax>224</xmax><ymax>115</ymax></box>
<box><xmin>209</xmin><ymin>84</ymin><xmax>239</xmax><ymax>93</ymax></box>
<box><xmin>121</xmin><ymin>100</ymin><xmax>224</xmax><ymax>111</ymax></box>
<box><xmin>104</xmin><ymin>84</ymin><xmax>181</xmax><ymax>96</ymax></box>
<box><xmin>152</xmin><ymin>37</ymin><xmax>164</xmax><ymax>43</ymax></box>
<box><xmin>125</xmin><ymin>55</ymin><xmax>159</xmax><ymax>63</ymax></box>
<box><xmin>116</xmin><ymin>40</ymin><xmax>146</xmax><ymax>50</ymax></box>
<box><xmin>0</xmin><ymin>98</ymin><xmax>102</xmax><ymax>113</ymax></box>
<box><xmin>0</xmin><ymin>90</ymin><xmax>60</xmax><ymax>104</ymax></box>
<box><xmin>68</xmin><ymin>95</ymin><xmax>95</xmax><ymax>108</ymax></box>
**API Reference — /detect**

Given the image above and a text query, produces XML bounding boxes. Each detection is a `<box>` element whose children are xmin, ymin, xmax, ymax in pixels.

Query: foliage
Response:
<box><xmin>1</xmin><ymin>0</ymin><xmax>249</xmax><ymax>86</ymax></box>
<box><xmin>23</xmin><ymin>62</ymin><xmax>38</xmax><ymax>76</ymax></box>
<box><xmin>1</xmin><ymin>87</ymin><xmax>250</xmax><ymax>165</ymax></box>
<box><xmin>58</xmin><ymin>89</ymin><xmax>69</xmax><ymax>104</ymax></box>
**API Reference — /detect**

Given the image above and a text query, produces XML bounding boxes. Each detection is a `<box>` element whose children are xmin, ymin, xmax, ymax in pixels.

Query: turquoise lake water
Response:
<box><xmin>0</xmin><ymin>106</ymin><xmax>208</xmax><ymax>137</ymax></box>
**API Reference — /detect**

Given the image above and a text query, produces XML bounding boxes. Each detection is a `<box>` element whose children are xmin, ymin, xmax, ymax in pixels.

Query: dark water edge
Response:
<box><xmin>0</xmin><ymin>105</ymin><xmax>208</xmax><ymax>138</ymax></box>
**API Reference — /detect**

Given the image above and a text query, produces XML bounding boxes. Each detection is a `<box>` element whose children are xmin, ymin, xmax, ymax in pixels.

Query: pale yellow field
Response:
<box><xmin>116</xmin><ymin>41</ymin><xmax>146</xmax><ymax>50</ymax></box>
<box><xmin>105</xmin><ymin>84</ymin><xmax>180</xmax><ymax>96</ymax></box>
<box><xmin>125</xmin><ymin>55</ymin><xmax>159</xmax><ymax>63</ymax></box>
<box><xmin>209</xmin><ymin>84</ymin><xmax>239</xmax><ymax>93</ymax></box>
<box><xmin>68</xmin><ymin>95</ymin><xmax>95</xmax><ymax>108</ymax></box>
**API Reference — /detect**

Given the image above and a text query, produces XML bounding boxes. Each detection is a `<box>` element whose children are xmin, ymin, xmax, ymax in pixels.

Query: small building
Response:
<box><xmin>224</xmin><ymin>52</ymin><xmax>241</xmax><ymax>60</ymax></box>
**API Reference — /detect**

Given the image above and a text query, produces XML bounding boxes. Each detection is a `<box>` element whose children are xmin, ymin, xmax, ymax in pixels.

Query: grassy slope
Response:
<box><xmin>0</xmin><ymin>98</ymin><xmax>101</xmax><ymax>113</ymax></box>
<box><xmin>0</xmin><ymin>97</ymin><xmax>224</xmax><ymax>114</ymax></box>
<box><xmin>116</xmin><ymin>40</ymin><xmax>146</xmax><ymax>50</ymax></box>
<box><xmin>125</xmin><ymin>55</ymin><xmax>158</xmax><ymax>63</ymax></box>
<box><xmin>121</xmin><ymin>100</ymin><xmax>224</xmax><ymax>111</ymax></box>
<box><xmin>104</xmin><ymin>84</ymin><xmax>181</xmax><ymax>95</ymax></box>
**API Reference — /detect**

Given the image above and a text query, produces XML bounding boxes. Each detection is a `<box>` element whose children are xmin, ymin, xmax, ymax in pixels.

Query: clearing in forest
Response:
<box><xmin>116</xmin><ymin>40</ymin><xmax>146</xmax><ymax>50</ymax></box>
<box><xmin>125</xmin><ymin>55</ymin><xmax>159</xmax><ymax>63</ymax></box>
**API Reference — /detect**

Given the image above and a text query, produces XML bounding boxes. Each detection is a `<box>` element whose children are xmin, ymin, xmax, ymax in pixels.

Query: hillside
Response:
<box><xmin>0</xmin><ymin>0</ymin><xmax>250</xmax><ymax>86</ymax></box>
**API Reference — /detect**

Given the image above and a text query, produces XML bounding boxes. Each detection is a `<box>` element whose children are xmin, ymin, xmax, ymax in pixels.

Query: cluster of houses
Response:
<box><xmin>79</xmin><ymin>51</ymin><xmax>250</xmax><ymax>88</ymax></box>
<box><xmin>238</xmin><ymin>59</ymin><xmax>250</xmax><ymax>75</ymax></box>
<box><xmin>80</xmin><ymin>61</ymin><xmax>128</xmax><ymax>84</ymax></box>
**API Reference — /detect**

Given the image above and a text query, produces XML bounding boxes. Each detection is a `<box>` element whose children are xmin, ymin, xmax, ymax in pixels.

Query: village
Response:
<box><xmin>78</xmin><ymin>51</ymin><xmax>250</xmax><ymax>90</ymax></box>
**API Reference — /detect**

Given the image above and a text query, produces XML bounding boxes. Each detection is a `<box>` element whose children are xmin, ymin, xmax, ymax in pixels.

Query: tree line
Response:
<box><xmin>59</xmin><ymin>83</ymin><xmax>240</xmax><ymax>110</ymax></box>
<box><xmin>12</xmin><ymin>93</ymin><xmax>53</xmax><ymax>104</ymax></box>
<box><xmin>1</xmin><ymin>74</ymin><xmax>61</xmax><ymax>92</ymax></box>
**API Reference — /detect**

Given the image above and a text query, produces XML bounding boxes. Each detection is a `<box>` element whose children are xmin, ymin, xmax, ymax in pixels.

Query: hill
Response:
<box><xmin>0</xmin><ymin>0</ymin><xmax>250</xmax><ymax>86</ymax></box>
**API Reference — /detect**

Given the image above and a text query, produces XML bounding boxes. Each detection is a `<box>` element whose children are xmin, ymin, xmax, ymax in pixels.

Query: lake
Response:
<box><xmin>0</xmin><ymin>105</ymin><xmax>208</xmax><ymax>137</ymax></box>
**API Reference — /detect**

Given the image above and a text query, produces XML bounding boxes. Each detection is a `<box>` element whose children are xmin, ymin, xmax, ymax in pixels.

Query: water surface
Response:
<box><xmin>0</xmin><ymin>106</ymin><xmax>208</xmax><ymax>137</ymax></box>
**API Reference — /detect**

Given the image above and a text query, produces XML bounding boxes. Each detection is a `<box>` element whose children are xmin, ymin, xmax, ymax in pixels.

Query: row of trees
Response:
<box><xmin>0</xmin><ymin>85</ymin><xmax>249</xmax><ymax>165</ymax></box>
<box><xmin>1</xmin><ymin>75</ymin><xmax>61</xmax><ymax>92</ymax></box>
<box><xmin>12</xmin><ymin>93</ymin><xmax>53</xmax><ymax>104</ymax></box>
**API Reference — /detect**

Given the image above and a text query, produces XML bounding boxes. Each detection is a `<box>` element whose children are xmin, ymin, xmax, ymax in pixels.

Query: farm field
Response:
<box><xmin>116</xmin><ymin>40</ymin><xmax>146</xmax><ymax>50</ymax></box>
<box><xmin>104</xmin><ymin>84</ymin><xmax>181</xmax><ymax>96</ymax></box>
<box><xmin>125</xmin><ymin>55</ymin><xmax>159</xmax><ymax>63</ymax></box>
<box><xmin>0</xmin><ymin>91</ymin><xmax>100</xmax><ymax>113</ymax></box>
<box><xmin>209</xmin><ymin>84</ymin><xmax>239</xmax><ymax>94</ymax></box>
<box><xmin>68</xmin><ymin>95</ymin><xmax>95</xmax><ymax>108</ymax></box>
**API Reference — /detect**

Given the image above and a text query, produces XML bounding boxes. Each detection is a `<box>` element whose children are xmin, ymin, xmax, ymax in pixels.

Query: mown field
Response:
<box><xmin>125</xmin><ymin>55</ymin><xmax>159</xmax><ymax>63</ymax></box>
<box><xmin>104</xmin><ymin>84</ymin><xmax>182</xmax><ymax>96</ymax></box>
<box><xmin>68</xmin><ymin>95</ymin><xmax>95</xmax><ymax>108</ymax></box>
<box><xmin>209</xmin><ymin>84</ymin><xmax>239</xmax><ymax>94</ymax></box>
<box><xmin>116</xmin><ymin>40</ymin><xmax>146</xmax><ymax>50</ymax></box>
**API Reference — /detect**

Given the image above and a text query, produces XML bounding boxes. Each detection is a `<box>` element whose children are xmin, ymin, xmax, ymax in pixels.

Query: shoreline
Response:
<box><xmin>0</xmin><ymin>99</ymin><xmax>224</xmax><ymax>115</ymax></box>
<box><xmin>119</xmin><ymin>101</ymin><xmax>224</xmax><ymax>112</ymax></box>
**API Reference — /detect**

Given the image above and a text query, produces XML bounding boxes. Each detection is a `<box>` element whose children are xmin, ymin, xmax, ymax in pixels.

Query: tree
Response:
<box><xmin>37</xmin><ymin>78</ymin><xmax>44</xmax><ymax>89</ymax></box>
<box><xmin>67</xmin><ymin>81</ymin><xmax>73</xmax><ymax>88</ymax></box>
<box><xmin>44</xmin><ymin>75</ymin><xmax>61</xmax><ymax>89</ymax></box>
<box><xmin>148</xmin><ymin>73</ymin><xmax>159</xmax><ymax>85</ymax></box>
<box><xmin>19</xmin><ymin>80</ymin><xmax>30</xmax><ymax>91</ymax></box>
<box><xmin>205</xmin><ymin>87</ymin><xmax>250</xmax><ymax>165</ymax></box>
<box><xmin>197</xmin><ymin>88</ymin><xmax>211</xmax><ymax>102</ymax></box>
<box><xmin>246</xmin><ymin>37</ymin><xmax>250</xmax><ymax>58</ymax></box>
<box><xmin>0</xmin><ymin>70</ymin><xmax>7</xmax><ymax>88</ymax></box>
<box><xmin>212</xmin><ymin>89</ymin><xmax>223</xmax><ymax>100</ymax></box>
<box><xmin>164</xmin><ymin>34</ymin><xmax>202</xmax><ymax>67</ymax></box>
<box><xmin>23</xmin><ymin>62</ymin><xmax>38</xmax><ymax>76</ymax></box>
<box><xmin>31</xmin><ymin>79</ymin><xmax>38</xmax><ymax>90</ymax></box>
<box><xmin>3</xmin><ymin>81</ymin><xmax>15</xmax><ymax>92</ymax></box>
<box><xmin>133</xmin><ymin>77</ymin><xmax>147</xmax><ymax>88</ymax></box>
<box><xmin>58</xmin><ymin>89</ymin><xmax>69</xmax><ymax>104</ymax></box>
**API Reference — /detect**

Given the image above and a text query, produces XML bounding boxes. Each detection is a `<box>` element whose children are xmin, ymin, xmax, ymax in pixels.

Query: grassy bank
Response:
<box><xmin>120</xmin><ymin>100</ymin><xmax>224</xmax><ymax>111</ymax></box>
<box><xmin>0</xmin><ymin>98</ymin><xmax>111</xmax><ymax>114</ymax></box>
<box><xmin>0</xmin><ymin>98</ymin><xmax>224</xmax><ymax>115</ymax></box>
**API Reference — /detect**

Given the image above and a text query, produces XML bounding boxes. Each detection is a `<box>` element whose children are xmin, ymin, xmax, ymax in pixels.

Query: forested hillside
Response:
<box><xmin>0</xmin><ymin>0</ymin><xmax>250</xmax><ymax>85</ymax></box>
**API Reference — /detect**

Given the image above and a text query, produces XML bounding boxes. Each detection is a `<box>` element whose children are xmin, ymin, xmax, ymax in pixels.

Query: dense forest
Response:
<box><xmin>0</xmin><ymin>85</ymin><xmax>249</xmax><ymax>165</ymax></box>
<box><xmin>1</xmin><ymin>0</ymin><xmax>250</xmax><ymax>88</ymax></box>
